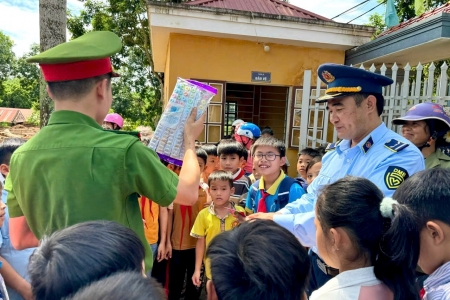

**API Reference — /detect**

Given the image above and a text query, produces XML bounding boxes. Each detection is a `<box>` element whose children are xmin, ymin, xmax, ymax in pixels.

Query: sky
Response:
<box><xmin>0</xmin><ymin>0</ymin><xmax>385</xmax><ymax>57</ymax></box>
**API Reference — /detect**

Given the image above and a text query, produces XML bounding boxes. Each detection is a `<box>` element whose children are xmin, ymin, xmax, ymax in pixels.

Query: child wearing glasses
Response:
<box><xmin>245</xmin><ymin>137</ymin><xmax>305</xmax><ymax>214</ymax></box>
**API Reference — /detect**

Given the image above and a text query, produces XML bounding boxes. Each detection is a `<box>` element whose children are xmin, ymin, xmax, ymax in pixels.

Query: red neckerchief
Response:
<box><xmin>420</xmin><ymin>288</ymin><xmax>425</xmax><ymax>299</ymax></box>
<box><xmin>234</xmin><ymin>169</ymin><xmax>245</xmax><ymax>181</ymax></box>
<box><xmin>140</xmin><ymin>197</ymin><xmax>154</xmax><ymax>228</ymax></box>
<box><xmin>257</xmin><ymin>190</ymin><xmax>270</xmax><ymax>213</ymax></box>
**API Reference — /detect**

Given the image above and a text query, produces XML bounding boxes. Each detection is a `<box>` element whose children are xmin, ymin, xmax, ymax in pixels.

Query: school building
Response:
<box><xmin>146</xmin><ymin>0</ymin><xmax>375</xmax><ymax>176</ymax></box>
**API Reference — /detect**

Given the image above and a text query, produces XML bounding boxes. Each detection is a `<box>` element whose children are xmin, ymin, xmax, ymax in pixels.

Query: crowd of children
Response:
<box><xmin>2</xmin><ymin>116</ymin><xmax>450</xmax><ymax>300</ymax></box>
<box><xmin>3</xmin><ymin>31</ymin><xmax>450</xmax><ymax>300</ymax></box>
<box><xmin>4</xmin><ymin>129</ymin><xmax>450</xmax><ymax>300</ymax></box>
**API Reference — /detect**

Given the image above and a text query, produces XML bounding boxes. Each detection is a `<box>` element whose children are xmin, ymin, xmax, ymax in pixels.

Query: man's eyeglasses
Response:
<box><xmin>253</xmin><ymin>153</ymin><xmax>280</xmax><ymax>161</ymax></box>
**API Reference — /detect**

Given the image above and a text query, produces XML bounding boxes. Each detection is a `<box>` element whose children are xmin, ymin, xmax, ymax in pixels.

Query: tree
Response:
<box><xmin>39</xmin><ymin>0</ymin><xmax>67</xmax><ymax>127</ymax></box>
<box><xmin>0</xmin><ymin>44</ymin><xmax>41</xmax><ymax>109</ymax></box>
<box><xmin>67</xmin><ymin>0</ymin><xmax>193</xmax><ymax>126</ymax></box>
<box><xmin>366</xmin><ymin>13</ymin><xmax>386</xmax><ymax>39</ymax></box>
<box><xmin>0</xmin><ymin>31</ymin><xmax>15</xmax><ymax>96</ymax></box>
<box><xmin>396</xmin><ymin>0</ymin><xmax>447</xmax><ymax>22</ymax></box>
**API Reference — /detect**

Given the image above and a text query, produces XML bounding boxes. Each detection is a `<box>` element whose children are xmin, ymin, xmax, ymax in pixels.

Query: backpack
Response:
<box><xmin>248</xmin><ymin>176</ymin><xmax>304</xmax><ymax>212</ymax></box>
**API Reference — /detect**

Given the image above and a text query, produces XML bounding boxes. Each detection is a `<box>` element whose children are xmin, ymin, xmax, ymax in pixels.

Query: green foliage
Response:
<box><xmin>366</xmin><ymin>13</ymin><xmax>386</xmax><ymax>39</ymax></box>
<box><xmin>0</xmin><ymin>30</ymin><xmax>40</xmax><ymax>109</ymax></box>
<box><xmin>1</xmin><ymin>78</ymin><xmax>35</xmax><ymax>108</ymax></box>
<box><xmin>12</xmin><ymin>44</ymin><xmax>40</xmax><ymax>108</ymax></box>
<box><xmin>0</xmin><ymin>31</ymin><xmax>14</xmax><ymax>80</ymax></box>
<box><xmin>0</xmin><ymin>31</ymin><xmax>15</xmax><ymax>96</ymax></box>
<box><xmin>396</xmin><ymin>0</ymin><xmax>447</xmax><ymax>22</ymax></box>
<box><xmin>67</xmin><ymin>0</ymin><xmax>169</xmax><ymax>126</ymax></box>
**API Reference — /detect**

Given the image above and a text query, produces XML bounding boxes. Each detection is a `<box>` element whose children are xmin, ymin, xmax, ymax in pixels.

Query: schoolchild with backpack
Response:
<box><xmin>245</xmin><ymin>137</ymin><xmax>305</xmax><ymax>214</ymax></box>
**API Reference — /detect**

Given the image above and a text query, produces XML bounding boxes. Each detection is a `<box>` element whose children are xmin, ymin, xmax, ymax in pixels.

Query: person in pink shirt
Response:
<box><xmin>235</xmin><ymin>123</ymin><xmax>261</xmax><ymax>175</ymax></box>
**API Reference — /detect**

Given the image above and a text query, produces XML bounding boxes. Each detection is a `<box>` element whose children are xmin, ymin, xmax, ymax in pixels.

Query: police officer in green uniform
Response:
<box><xmin>4</xmin><ymin>31</ymin><xmax>205</xmax><ymax>271</ymax></box>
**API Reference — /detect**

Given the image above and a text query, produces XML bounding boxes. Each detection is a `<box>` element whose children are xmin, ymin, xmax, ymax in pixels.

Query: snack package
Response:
<box><xmin>149</xmin><ymin>78</ymin><xmax>217</xmax><ymax>166</ymax></box>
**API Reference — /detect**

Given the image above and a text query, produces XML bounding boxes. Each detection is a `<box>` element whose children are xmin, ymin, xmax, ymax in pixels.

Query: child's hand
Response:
<box><xmin>165</xmin><ymin>242</ymin><xmax>172</xmax><ymax>260</ymax></box>
<box><xmin>192</xmin><ymin>269</ymin><xmax>202</xmax><ymax>287</ymax></box>
<box><xmin>233</xmin><ymin>211</ymin><xmax>246</xmax><ymax>224</ymax></box>
<box><xmin>157</xmin><ymin>243</ymin><xmax>166</xmax><ymax>262</ymax></box>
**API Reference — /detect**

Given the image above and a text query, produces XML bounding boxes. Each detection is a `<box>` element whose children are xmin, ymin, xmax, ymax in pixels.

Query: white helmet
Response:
<box><xmin>232</xmin><ymin>119</ymin><xmax>244</xmax><ymax>127</ymax></box>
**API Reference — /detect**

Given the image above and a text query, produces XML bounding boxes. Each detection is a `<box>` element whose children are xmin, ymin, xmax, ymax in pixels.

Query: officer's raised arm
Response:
<box><xmin>172</xmin><ymin>109</ymin><xmax>206</xmax><ymax>206</ymax></box>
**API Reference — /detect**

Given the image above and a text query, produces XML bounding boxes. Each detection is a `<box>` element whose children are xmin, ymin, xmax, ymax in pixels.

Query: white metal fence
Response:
<box><xmin>297</xmin><ymin>62</ymin><xmax>450</xmax><ymax>150</ymax></box>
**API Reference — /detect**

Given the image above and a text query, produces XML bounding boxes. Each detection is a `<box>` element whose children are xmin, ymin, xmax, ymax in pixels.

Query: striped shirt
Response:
<box><xmin>231</xmin><ymin>169</ymin><xmax>251</xmax><ymax>207</ymax></box>
<box><xmin>423</xmin><ymin>262</ymin><xmax>450</xmax><ymax>300</ymax></box>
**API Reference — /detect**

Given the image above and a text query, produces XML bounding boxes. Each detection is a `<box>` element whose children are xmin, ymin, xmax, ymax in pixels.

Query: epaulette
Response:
<box><xmin>384</xmin><ymin>139</ymin><xmax>409</xmax><ymax>152</ymax></box>
<box><xmin>325</xmin><ymin>140</ymin><xmax>340</xmax><ymax>152</ymax></box>
<box><xmin>104</xmin><ymin>129</ymin><xmax>141</xmax><ymax>141</ymax></box>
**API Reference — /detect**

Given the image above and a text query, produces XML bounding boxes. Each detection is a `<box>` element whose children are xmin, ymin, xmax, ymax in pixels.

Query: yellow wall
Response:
<box><xmin>164</xmin><ymin>33</ymin><xmax>344</xmax><ymax>177</ymax></box>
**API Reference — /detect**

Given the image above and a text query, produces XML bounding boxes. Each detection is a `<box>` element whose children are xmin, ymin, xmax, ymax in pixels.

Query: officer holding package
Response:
<box><xmin>5</xmin><ymin>31</ymin><xmax>205</xmax><ymax>271</ymax></box>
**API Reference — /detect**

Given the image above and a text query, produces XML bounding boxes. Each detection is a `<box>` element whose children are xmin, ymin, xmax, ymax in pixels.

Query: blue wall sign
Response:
<box><xmin>251</xmin><ymin>72</ymin><xmax>271</xmax><ymax>83</ymax></box>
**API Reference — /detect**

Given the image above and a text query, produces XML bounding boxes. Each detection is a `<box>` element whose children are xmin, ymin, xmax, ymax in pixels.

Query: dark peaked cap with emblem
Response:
<box><xmin>26</xmin><ymin>31</ymin><xmax>122</xmax><ymax>82</ymax></box>
<box><xmin>316</xmin><ymin>64</ymin><xmax>393</xmax><ymax>103</ymax></box>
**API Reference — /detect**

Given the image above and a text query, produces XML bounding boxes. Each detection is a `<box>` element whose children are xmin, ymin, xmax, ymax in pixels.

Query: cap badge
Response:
<box><xmin>322</xmin><ymin>71</ymin><xmax>335</xmax><ymax>83</ymax></box>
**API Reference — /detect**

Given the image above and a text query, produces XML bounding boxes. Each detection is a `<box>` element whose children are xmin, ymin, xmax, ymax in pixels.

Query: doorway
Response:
<box><xmin>225</xmin><ymin>83</ymin><xmax>289</xmax><ymax>141</ymax></box>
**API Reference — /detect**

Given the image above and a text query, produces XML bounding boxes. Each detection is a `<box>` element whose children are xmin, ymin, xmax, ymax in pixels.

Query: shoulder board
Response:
<box><xmin>325</xmin><ymin>140</ymin><xmax>341</xmax><ymax>152</ymax></box>
<box><xmin>325</xmin><ymin>142</ymin><xmax>336</xmax><ymax>152</ymax></box>
<box><xmin>384</xmin><ymin>139</ymin><xmax>409</xmax><ymax>152</ymax></box>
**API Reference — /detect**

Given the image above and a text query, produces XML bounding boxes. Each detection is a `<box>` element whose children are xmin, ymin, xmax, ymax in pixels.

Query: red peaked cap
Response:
<box><xmin>40</xmin><ymin>57</ymin><xmax>120</xmax><ymax>82</ymax></box>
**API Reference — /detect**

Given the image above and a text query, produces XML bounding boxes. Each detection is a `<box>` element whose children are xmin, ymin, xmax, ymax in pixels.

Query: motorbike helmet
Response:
<box><xmin>236</xmin><ymin>122</ymin><xmax>261</xmax><ymax>139</ymax></box>
<box><xmin>104</xmin><ymin>113</ymin><xmax>124</xmax><ymax>129</ymax></box>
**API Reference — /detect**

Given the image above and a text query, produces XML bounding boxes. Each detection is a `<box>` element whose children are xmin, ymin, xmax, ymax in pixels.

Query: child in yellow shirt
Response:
<box><xmin>191</xmin><ymin>170</ymin><xmax>245</xmax><ymax>285</ymax></box>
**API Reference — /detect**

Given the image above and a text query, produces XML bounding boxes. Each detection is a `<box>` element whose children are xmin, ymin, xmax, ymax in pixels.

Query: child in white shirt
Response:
<box><xmin>311</xmin><ymin>176</ymin><xmax>420</xmax><ymax>300</ymax></box>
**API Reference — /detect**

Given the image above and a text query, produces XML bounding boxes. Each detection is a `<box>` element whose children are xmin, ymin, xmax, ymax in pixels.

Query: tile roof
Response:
<box><xmin>185</xmin><ymin>0</ymin><xmax>331</xmax><ymax>21</ymax></box>
<box><xmin>0</xmin><ymin>108</ymin><xmax>32</xmax><ymax>124</ymax></box>
<box><xmin>377</xmin><ymin>2</ymin><xmax>450</xmax><ymax>38</ymax></box>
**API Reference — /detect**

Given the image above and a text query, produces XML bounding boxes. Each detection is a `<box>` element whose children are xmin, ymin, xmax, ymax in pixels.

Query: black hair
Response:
<box><xmin>394</xmin><ymin>168</ymin><xmax>450</xmax><ymax>227</ymax></box>
<box><xmin>298</xmin><ymin>147</ymin><xmax>321</xmax><ymax>158</ymax></box>
<box><xmin>252</xmin><ymin>136</ymin><xmax>286</xmax><ymax>158</ymax></box>
<box><xmin>261</xmin><ymin>126</ymin><xmax>274</xmax><ymax>136</ymax></box>
<box><xmin>29</xmin><ymin>221</ymin><xmax>146</xmax><ymax>300</ymax></box>
<box><xmin>424</xmin><ymin>119</ymin><xmax>450</xmax><ymax>147</ymax></box>
<box><xmin>201</xmin><ymin>144</ymin><xmax>218</xmax><ymax>156</ymax></box>
<box><xmin>306</xmin><ymin>156</ymin><xmax>322</xmax><ymax>173</ymax></box>
<box><xmin>353</xmin><ymin>93</ymin><xmax>384</xmax><ymax>116</ymax></box>
<box><xmin>160</xmin><ymin>159</ymin><xmax>181</xmax><ymax>170</ymax></box>
<box><xmin>0</xmin><ymin>138</ymin><xmax>26</xmax><ymax>165</ymax></box>
<box><xmin>141</xmin><ymin>137</ymin><xmax>151</xmax><ymax>147</ymax></box>
<box><xmin>207</xmin><ymin>219</ymin><xmax>310</xmax><ymax>300</ymax></box>
<box><xmin>217</xmin><ymin>139</ymin><xmax>246</xmax><ymax>158</ymax></box>
<box><xmin>315</xmin><ymin>144</ymin><xmax>328</xmax><ymax>156</ymax></box>
<box><xmin>208</xmin><ymin>170</ymin><xmax>234</xmax><ymax>188</ymax></box>
<box><xmin>316</xmin><ymin>176</ymin><xmax>419</xmax><ymax>300</ymax></box>
<box><xmin>242</xmin><ymin>148</ymin><xmax>248</xmax><ymax>161</ymax></box>
<box><xmin>196</xmin><ymin>147</ymin><xmax>208</xmax><ymax>165</ymax></box>
<box><xmin>47</xmin><ymin>73</ymin><xmax>112</xmax><ymax>101</ymax></box>
<box><xmin>63</xmin><ymin>271</ymin><xmax>165</xmax><ymax>300</ymax></box>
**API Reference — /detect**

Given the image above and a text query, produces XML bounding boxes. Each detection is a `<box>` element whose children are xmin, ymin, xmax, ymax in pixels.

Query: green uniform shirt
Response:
<box><xmin>4</xmin><ymin>110</ymin><xmax>179</xmax><ymax>270</ymax></box>
<box><xmin>425</xmin><ymin>150</ymin><xmax>450</xmax><ymax>169</ymax></box>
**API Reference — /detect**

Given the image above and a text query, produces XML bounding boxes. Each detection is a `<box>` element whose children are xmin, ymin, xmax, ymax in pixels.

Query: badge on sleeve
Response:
<box><xmin>384</xmin><ymin>166</ymin><xmax>409</xmax><ymax>190</ymax></box>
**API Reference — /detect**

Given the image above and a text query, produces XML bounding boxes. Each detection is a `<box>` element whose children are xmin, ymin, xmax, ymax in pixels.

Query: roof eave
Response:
<box><xmin>146</xmin><ymin>1</ymin><xmax>374</xmax><ymax>32</ymax></box>
<box><xmin>345</xmin><ymin>12</ymin><xmax>450</xmax><ymax>66</ymax></box>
